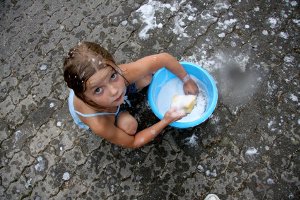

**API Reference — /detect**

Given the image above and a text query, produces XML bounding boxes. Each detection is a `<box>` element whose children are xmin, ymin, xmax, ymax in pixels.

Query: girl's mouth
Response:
<box><xmin>114</xmin><ymin>92</ymin><xmax>124</xmax><ymax>102</ymax></box>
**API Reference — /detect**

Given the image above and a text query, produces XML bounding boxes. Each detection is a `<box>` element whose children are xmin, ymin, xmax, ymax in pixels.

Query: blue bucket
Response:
<box><xmin>147</xmin><ymin>61</ymin><xmax>218</xmax><ymax>128</ymax></box>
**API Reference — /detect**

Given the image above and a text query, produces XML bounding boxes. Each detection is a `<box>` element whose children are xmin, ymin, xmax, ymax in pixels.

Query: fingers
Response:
<box><xmin>184</xmin><ymin>87</ymin><xmax>199</xmax><ymax>95</ymax></box>
<box><xmin>183</xmin><ymin>80</ymin><xmax>199</xmax><ymax>95</ymax></box>
<box><xmin>166</xmin><ymin>107</ymin><xmax>187</xmax><ymax>122</ymax></box>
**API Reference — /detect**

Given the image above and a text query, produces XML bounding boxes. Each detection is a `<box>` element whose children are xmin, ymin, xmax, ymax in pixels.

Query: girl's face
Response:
<box><xmin>84</xmin><ymin>67</ymin><xmax>126</xmax><ymax>108</ymax></box>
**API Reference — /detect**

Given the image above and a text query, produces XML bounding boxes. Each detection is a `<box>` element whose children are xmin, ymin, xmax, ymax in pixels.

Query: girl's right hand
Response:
<box><xmin>163</xmin><ymin>108</ymin><xmax>187</xmax><ymax>124</ymax></box>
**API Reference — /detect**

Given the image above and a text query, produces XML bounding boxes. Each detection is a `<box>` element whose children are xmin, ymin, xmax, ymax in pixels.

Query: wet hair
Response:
<box><xmin>63</xmin><ymin>41</ymin><xmax>128</xmax><ymax>107</ymax></box>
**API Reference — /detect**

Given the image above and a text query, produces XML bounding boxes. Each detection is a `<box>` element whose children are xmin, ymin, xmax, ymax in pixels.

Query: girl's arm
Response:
<box><xmin>120</xmin><ymin>53</ymin><xmax>199</xmax><ymax>95</ymax></box>
<box><xmin>88</xmin><ymin>108</ymin><xmax>185</xmax><ymax>149</ymax></box>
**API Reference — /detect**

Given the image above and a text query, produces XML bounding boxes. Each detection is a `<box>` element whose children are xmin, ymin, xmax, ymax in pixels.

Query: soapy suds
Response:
<box><xmin>290</xmin><ymin>94</ymin><xmax>298</xmax><ymax>102</ymax></box>
<box><xmin>205</xmin><ymin>169</ymin><xmax>217</xmax><ymax>177</ymax></box>
<box><xmin>284</xmin><ymin>55</ymin><xmax>294</xmax><ymax>63</ymax></box>
<box><xmin>268</xmin><ymin>17</ymin><xmax>278</xmax><ymax>29</ymax></box>
<box><xmin>218</xmin><ymin>32</ymin><xmax>226</xmax><ymax>38</ymax></box>
<box><xmin>292</xmin><ymin>19</ymin><xmax>300</xmax><ymax>26</ymax></box>
<box><xmin>62</xmin><ymin>172</ymin><xmax>70</xmax><ymax>180</ymax></box>
<box><xmin>12</xmin><ymin>130</ymin><xmax>23</xmax><ymax>148</ymax></box>
<box><xmin>262</xmin><ymin>30</ymin><xmax>269</xmax><ymax>35</ymax></box>
<box><xmin>267</xmin><ymin>178</ymin><xmax>275</xmax><ymax>185</ymax></box>
<box><xmin>217</xmin><ymin>19</ymin><xmax>237</xmax><ymax>30</ymax></box>
<box><xmin>25</xmin><ymin>178</ymin><xmax>32</xmax><ymax>189</ymax></box>
<box><xmin>135</xmin><ymin>0</ymin><xmax>197</xmax><ymax>39</ymax></box>
<box><xmin>290</xmin><ymin>1</ymin><xmax>298</xmax><ymax>6</ymax></box>
<box><xmin>279</xmin><ymin>32</ymin><xmax>289</xmax><ymax>39</ymax></box>
<box><xmin>39</xmin><ymin>64</ymin><xmax>48</xmax><ymax>71</ymax></box>
<box><xmin>34</xmin><ymin>156</ymin><xmax>46</xmax><ymax>172</ymax></box>
<box><xmin>156</xmin><ymin>76</ymin><xmax>207</xmax><ymax>123</ymax></box>
<box><xmin>184</xmin><ymin>133</ymin><xmax>198</xmax><ymax>146</ymax></box>
<box><xmin>245</xmin><ymin>147</ymin><xmax>259</xmax><ymax>160</ymax></box>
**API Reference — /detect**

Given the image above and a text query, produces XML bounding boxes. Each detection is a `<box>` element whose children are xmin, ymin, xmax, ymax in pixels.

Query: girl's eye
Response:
<box><xmin>111</xmin><ymin>72</ymin><xmax>118</xmax><ymax>80</ymax></box>
<box><xmin>95</xmin><ymin>87</ymin><xmax>103</xmax><ymax>94</ymax></box>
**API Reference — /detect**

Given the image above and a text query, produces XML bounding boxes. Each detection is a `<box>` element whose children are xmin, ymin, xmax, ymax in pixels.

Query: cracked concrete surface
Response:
<box><xmin>0</xmin><ymin>0</ymin><xmax>299</xmax><ymax>199</ymax></box>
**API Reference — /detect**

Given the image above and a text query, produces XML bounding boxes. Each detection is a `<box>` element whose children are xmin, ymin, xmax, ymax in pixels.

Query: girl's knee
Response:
<box><xmin>117</xmin><ymin>112</ymin><xmax>138</xmax><ymax>135</ymax></box>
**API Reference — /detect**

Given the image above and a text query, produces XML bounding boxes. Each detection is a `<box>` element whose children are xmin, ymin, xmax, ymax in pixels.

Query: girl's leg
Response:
<box><xmin>116</xmin><ymin>111</ymin><xmax>138</xmax><ymax>135</ymax></box>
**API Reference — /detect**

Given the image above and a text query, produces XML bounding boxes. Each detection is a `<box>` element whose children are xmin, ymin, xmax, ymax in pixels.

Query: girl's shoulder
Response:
<box><xmin>73</xmin><ymin>95</ymin><xmax>92</xmax><ymax>115</ymax></box>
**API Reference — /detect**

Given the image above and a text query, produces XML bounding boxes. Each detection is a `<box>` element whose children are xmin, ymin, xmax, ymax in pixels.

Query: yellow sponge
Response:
<box><xmin>171</xmin><ymin>95</ymin><xmax>197</xmax><ymax>113</ymax></box>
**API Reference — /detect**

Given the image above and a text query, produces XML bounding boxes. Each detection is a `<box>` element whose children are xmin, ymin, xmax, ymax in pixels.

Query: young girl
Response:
<box><xmin>63</xmin><ymin>41</ymin><xmax>199</xmax><ymax>148</ymax></box>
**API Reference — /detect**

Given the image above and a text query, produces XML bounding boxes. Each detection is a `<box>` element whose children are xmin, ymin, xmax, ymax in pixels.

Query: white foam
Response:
<box><xmin>25</xmin><ymin>178</ymin><xmax>32</xmax><ymax>189</ymax></box>
<box><xmin>262</xmin><ymin>30</ymin><xmax>269</xmax><ymax>35</ymax></box>
<box><xmin>173</xmin><ymin>16</ymin><xmax>188</xmax><ymax>38</ymax></box>
<box><xmin>217</xmin><ymin>19</ymin><xmax>237</xmax><ymax>30</ymax></box>
<box><xmin>214</xmin><ymin>2</ymin><xmax>230</xmax><ymax>10</ymax></box>
<box><xmin>284</xmin><ymin>55</ymin><xmax>294</xmax><ymax>63</ymax></box>
<box><xmin>268</xmin><ymin>17</ymin><xmax>278</xmax><ymax>29</ymax></box>
<box><xmin>290</xmin><ymin>1</ymin><xmax>298</xmax><ymax>6</ymax></box>
<box><xmin>267</xmin><ymin>178</ymin><xmax>275</xmax><ymax>185</ymax></box>
<box><xmin>62</xmin><ymin>172</ymin><xmax>70</xmax><ymax>180</ymax></box>
<box><xmin>292</xmin><ymin>19</ymin><xmax>300</xmax><ymax>26</ymax></box>
<box><xmin>218</xmin><ymin>32</ymin><xmax>226</xmax><ymax>38</ymax></box>
<box><xmin>121</xmin><ymin>20</ymin><xmax>128</xmax><ymax>26</ymax></box>
<box><xmin>156</xmin><ymin>77</ymin><xmax>207</xmax><ymax>123</ymax></box>
<box><xmin>290</xmin><ymin>94</ymin><xmax>298</xmax><ymax>102</ymax></box>
<box><xmin>279</xmin><ymin>32</ymin><xmax>289</xmax><ymax>39</ymax></box>
<box><xmin>184</xmin><ymin>133</ymin><xmax>198</xmax><ymax>146</ymax></box>
<box><xmin>57</xmin><ymin>121</ymin><xmax>62</xmax><ymax>127</ymax></box>
<box><xmin>34</xmin><ymin>156</ymin><xmax>46</xmax><ymax>172</ymax></box>
<box><xmin>245</xmin><ymin>147</ymin><xmax>259</xmax><ymax>160</ymax></box>
<box><xmin>136</xmin><ymin>3</ymin><xmax>157</xmax><ymax>39</ymax></box>
<box><xmin>40</xmin><ymin>64</ymin><xmax>48</xmax><ymax>71</ymax></box>
<box><xmin>135</xmin><ymin>0</ymin><xmax>197</xmax><ymax>39</ymax></box>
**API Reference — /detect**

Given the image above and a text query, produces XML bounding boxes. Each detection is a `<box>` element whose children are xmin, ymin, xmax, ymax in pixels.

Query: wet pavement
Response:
<box><xmin>0</xmin><ymin>0</ymin><xmax>299</xmax><ymax>199</ymax></box>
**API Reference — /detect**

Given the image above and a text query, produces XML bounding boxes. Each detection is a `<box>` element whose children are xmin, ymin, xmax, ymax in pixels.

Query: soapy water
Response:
<box><xmin>156</xmin><ymin>76</ymin><xmax>207</xmax><ymax>123</ymax></box>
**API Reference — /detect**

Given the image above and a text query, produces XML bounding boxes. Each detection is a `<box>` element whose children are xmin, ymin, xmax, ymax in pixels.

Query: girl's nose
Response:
<box><xmin>108</xmin><ymin>84</ymin><xmax>118</xmax><ymax>96</ymax></box>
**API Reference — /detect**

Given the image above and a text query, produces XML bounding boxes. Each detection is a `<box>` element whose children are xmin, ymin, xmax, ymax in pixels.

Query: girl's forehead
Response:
<box><xmin>86</xmin><ymin>67</ymin><xmax>113</xmax><ymax>87</ymax></box>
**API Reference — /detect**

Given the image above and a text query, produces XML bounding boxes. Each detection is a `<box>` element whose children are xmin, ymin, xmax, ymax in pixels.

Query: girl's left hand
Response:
<box><xmin>183</xmin><ymin>78</ymin><xmax>199</xmax><ymax>95</ymax></box>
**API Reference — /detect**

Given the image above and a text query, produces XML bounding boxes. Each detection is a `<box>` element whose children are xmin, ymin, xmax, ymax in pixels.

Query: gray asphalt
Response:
<box><xmin>0</xmin><ymin>0</ymin><xmax>299</xmax><ymax>199</ymax></box>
